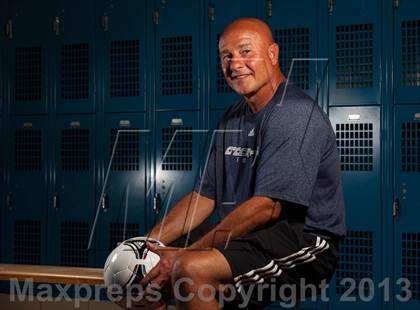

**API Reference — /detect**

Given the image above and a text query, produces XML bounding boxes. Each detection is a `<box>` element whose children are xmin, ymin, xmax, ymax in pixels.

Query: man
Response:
<box><xmin>141</xmin><ymin>18</ymin><xmax>345</xmax><ymax>309</ymax></box>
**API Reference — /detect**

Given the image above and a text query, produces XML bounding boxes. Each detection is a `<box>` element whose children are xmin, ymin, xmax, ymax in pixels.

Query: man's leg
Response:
<box><xmin>171</xmin><ymin>248</ymin><xmax>233</xmax><ymax>310</ymax></box>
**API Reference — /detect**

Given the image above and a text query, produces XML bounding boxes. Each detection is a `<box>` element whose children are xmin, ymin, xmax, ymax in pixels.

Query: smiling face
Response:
<box><xmin>219</xmin><ymin>19</ymin><xmax>282</xmax><ymax>105</ymax></box>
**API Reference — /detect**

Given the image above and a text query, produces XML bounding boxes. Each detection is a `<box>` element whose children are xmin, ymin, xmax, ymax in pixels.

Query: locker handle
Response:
<box><xmin>267</xmin><ymin>0</ymin><xmax>272</xmax><ymax>18</ymax></box>
<box><xmin>208</xmin><ymin>5</ymin><xmax>215</xmax><ymax>22</ymax></box>
<box><xmin>53</xmin><ymin>16</ymin><xmax>60</xmax><ymax>35</ymax></box>
<box><xmin>393</xmin><ymin>198</ymin><xmax>400</xmax><ymax>219</ymax></box>
<box><xmin>153</xmin><ymin>9</ymin><xmax>159</xmax><ymax>25</ymax></box>
<box><xmin>153</xmin><ymin>193</ymin><xmax>161</xmax><ymax>214</ymax></box>
<box><xmin>101</xmin><ymin>193</ymin><xmax>109</xmax><ymax>210</ymax></box>
<box><xmin>101</xmin><ymin>15</ymin><xmax>108</xmax><ymax>32</ymax></box>
<box><xmin>328</xmin><ymin>0</ymin><xmax>334</xmax><ymax>15</ymax></box>
<box><xmin>6</xmin><ymin>192</ymin><xmax>12</xmax><ymax>209</ymax></box>
<box><xmin>5</xmin><ymin>20</ymin><xmax>12</xmax><ymax>39</ymax></box>
<box><xmin>53</xmin><ymin>192</ymin><xmax>60</xmax><ymax>209</ymax></box>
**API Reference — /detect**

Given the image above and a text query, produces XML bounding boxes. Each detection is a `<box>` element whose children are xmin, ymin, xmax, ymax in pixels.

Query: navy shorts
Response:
<box><xmin>215</xmin><ymin>219</ymin><xmax>337</xmax><ymax>307</ymax></box>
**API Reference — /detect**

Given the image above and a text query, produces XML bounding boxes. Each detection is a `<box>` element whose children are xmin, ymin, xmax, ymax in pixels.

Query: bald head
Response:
<box><xmin>219</xmin><ymin>18</ymin><xmax>274</xmax><ymax>50</ymax></box>
<box><xmin>218</xmin><ymin>18</ymin><xmax>284</xmax><ymax>109</ymax></box>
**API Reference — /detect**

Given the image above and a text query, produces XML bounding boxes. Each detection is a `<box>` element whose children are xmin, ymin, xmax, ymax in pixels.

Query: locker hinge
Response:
<box><xmin>393</xmin><ymin>0</ymin><xmax>400</xmax><ymax>8</ymax></box>
<box><xmin>153</xmin><ymin>9</ymin><xmax>159</xmax><ymax>25</ymax></box>
<box><xmin>101</xmin><ymin>193</ymin><xmax>109</xmax><ymax>210</ymax></box>
<box><xmin>267</xmin><ymin>0</ymin><xmax>273</xmax><ymax>18</ymax></box>
<box><xmin>208</xmin><ymin>4</ymin><xmax>215</xmax><ymax>22</ymax></box>
<box><xmin>53</xmin><ymin>16</ymin><xmax>60</xmax><ymax>35</ymax></box>
<box><xmin>328</xmin><ymin>0</ymin><xmax>334</xmax><ymax>16</ymax></box>
<box><xmin>153</xmin><ymin>193</ymin><xmax>161</xmax><ymax>214</ymax></box>
<box><xmin>392</xmin><ymin>198</ymin><xmax>400</xmax><ymax>219</ymax></box>
<box><xmin>6</xmin><ymin>192</ymin><xmax>12</xmax><ymax>209</ymax></box>
<box><xmin>5</xmin><ymin>19</ymin><xmax>13</xmax><ymax>39</ymax></box>
<box><xmin>101</xmin><ymin>15</ymin><xmax>109</xmax><ymax>32</ymax></box>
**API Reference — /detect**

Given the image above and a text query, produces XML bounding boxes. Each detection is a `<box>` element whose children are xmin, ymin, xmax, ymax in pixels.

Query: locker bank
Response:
<box><xmin>0</xmin><ymin>0</ymin><xmax>419</xmax><ymax>309</ymax></box>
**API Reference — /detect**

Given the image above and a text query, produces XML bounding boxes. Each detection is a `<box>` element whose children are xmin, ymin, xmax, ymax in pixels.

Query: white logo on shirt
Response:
<box><xmin>225</xmin><ymin>146</ymin><xmax>255</xmax><ymax>158</ymax></box>
<box><xmin>248</xmin><ymin>128</ymin><xmax>255</xmax><ymax>137</ymax></box>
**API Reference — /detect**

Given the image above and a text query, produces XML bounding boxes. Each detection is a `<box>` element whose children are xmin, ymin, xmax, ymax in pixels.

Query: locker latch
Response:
<box><xmin>53</xmin><ymin>192</ymin><xmax>60</xmax><ymax>209</ymax></box>
<box><xmin>6</xmin><ymin>192</ymin><xmax>12</xmax><ymax>209</ymax></box>
<box><xmin>101</xmin><ymin>15</ymin><xmax>109</xmax><ymax>32</ymax></box>
<box><xmin>153</xmin><ymin>193</ymin><xmax>161</xmax><ymax>214</ymax></box>
<box><xmin>208</xmin><ymin>5</ymin><xmax>215</xmax><ymax>22</ymax></box>
<box><xmin>267</xmin><ymin>0</ymin><xmax>272</xmax><ymax>18</ymax></box>
<box><xmin>328</xmin><ymin>0</ymin><xmax>334</xmax><ymax>16</ymax></box>
<box><xmin>53</xmin><ymin>16</ymin><xmax>60</xmax><ymax>35</ymax></box>
<box><xmin>101</xmin><ymin>193</ymin><xmax>109</xmax><ymax>211</ymax></box>
<box><xmin>392</xmin><ymin>198</ymin><xmax>400</xmax><ymax>219</ymax></box>
<box><xmin>393</xmin><ymin>0</ymin><xmax>400</xmax><ymax>9</ymax></box>
<box><xmin>5</xmin><ymin>19</ymin><xmax>13</xmax><ymax>39</ymax></box>
<box><xmin>153</xmin><ymin>9</ymin><xmax>159</xmax><ymax>25</ymax></box>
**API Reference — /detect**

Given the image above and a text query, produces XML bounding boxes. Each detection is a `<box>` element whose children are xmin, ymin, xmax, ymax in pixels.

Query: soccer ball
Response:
<box><xmin>103</xmin><ymin>236</ymin><xmax>164</xmax><ymax>295</ymax></box>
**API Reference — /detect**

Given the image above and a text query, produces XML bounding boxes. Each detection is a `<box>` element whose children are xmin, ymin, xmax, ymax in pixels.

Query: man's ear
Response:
<box><xmin>268</xmin><ymin>43</ymin><xmax>279</xmax><ymax>65</ymax></box>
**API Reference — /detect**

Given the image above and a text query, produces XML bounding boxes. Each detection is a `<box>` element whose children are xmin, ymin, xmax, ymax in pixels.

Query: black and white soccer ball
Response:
<box><xmin>103</xmin><ymin>237</ymin><xmax>164</xmax><ymax>294</ymax></box>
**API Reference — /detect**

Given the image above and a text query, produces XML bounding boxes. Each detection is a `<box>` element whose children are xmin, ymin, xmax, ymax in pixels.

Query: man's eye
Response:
<box><xmin>242</xmin><ymin>49</ymin><xmax>251</xmax><ymax>54</ymax></box>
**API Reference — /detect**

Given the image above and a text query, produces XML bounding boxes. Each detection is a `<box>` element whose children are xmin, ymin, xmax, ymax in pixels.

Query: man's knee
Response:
<box><xmin>171</xmin><ymin>249</ymin><xmax>233</xmax><ymax>293</ymax></box>
<box><xmin>172</xmin><ymin>252</ymin><xmax>206</xmax><ymax>283</ymax></box>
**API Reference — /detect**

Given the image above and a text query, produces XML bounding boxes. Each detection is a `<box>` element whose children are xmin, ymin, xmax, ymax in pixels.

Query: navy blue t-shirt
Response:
<box><xmin>195</xmin><ymin>82</ymin><xmax>346</xmax><ymax>239</ymax></box>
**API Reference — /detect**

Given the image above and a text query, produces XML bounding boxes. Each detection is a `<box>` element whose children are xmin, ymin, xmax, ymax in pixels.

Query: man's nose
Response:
<box><xmin>229</xmin><ymin>56</ymin><xmax>245</xmax><ymax>71</ymax></box>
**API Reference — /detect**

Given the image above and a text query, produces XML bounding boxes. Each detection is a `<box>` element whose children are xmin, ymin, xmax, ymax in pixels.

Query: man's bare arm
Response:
<box><xmin>189</xmin><ymin>196</ymin><xmax>282</xmax><ymax>250</ymax></box>
<box><xmin>147</xmin><ymin>191</ymin><xmax>215</xmax><ymax>245</ymax></box>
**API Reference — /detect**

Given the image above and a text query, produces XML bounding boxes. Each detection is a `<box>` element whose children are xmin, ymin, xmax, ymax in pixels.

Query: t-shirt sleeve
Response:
<box><xmin>193</xmin><ymin>143</ymin><xmax>216</xmax><ymax>199</ymax></box>
<box><xmin>254</xmin><ymin>108</ymin><xmax>326</xmax><ymax>207</ymax></box>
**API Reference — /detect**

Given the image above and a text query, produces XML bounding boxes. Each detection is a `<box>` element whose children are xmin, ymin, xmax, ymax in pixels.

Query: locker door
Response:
<box><xmin>53</xmin><ymin>115</ymin><xmax>95</xmax><ymax>267</ymax></box>
<box><xmin>100</xmin><ymin>0</ymin><xmax>147</xmax><ymax>112</ymax></box>
<box><xmin>210</xmin><ymin>109</ymin><xmax>225</xmax><ymax>130</ymax></box>
<box><xmin>0</xmin><ymin>45</ymin><xmax>3</xmax><ymax>117</ymax></box>
<box><xmin>0</xmin><ymin>117</ymin><xmax>3</xmax><ymax>262</ymax></box>
<box><xmin>1</xmin><ymin>0</ymin><xmax>11</xmax><ymax>118</ymax></box>
<box><xmin>393</xmin><ymin>0</ymin><xmax>420</xmax><ymax>104</ymax></box>
<box><xmin>3</xmin><ymin>116</ymin><xmax>48</xmax><ymax>264</ymax></box>
<box><xmin>155</xmin><ymin>0</ymin><xmax>204</xmax><ymax>110</ymax></box>
<box><xmin>393</xmin><ymin>105</ymin><xmax>420</xmax><ymax>310</ymax></box>
<box><xmin>328</xmin><ymin>0</ymin><xmax>382</xmax><ymax>106</ymax></box>
<box><xmin>95</xmin><ymin>113</ymin><xmax>148</xmax><ymax>266</ymax></box>
<box><xmin>266</xmin><ymin>0</ymin><xmax>320</xmax><ymax>101</ymax></box>
<box><xmin>209</xmin><ymin>0</ymin><xmax>257</xmax><ymax>109</ymax></box>
<box><xmin>154</xmin><ymin>111</ymin><xmax>204</xmax><ymax>222</ymax></box>
<box><xmin>0</xmin><ymin>3</ymin><xmax>4</xmax><ymax>117</ymax></box>
<box><xmin>9</xmin><ymin>0</ymin><xmax>52</xmax><ymax>115</ymax></box>
<box><xmin>54</xmin><ymin>0</ymin><xmax>96</xmax><ymax>114</ymax></box>
<box><xmin>329</xmin><ymin>106</ymin><xmax>382</xmax><ymax>310</ymax></box>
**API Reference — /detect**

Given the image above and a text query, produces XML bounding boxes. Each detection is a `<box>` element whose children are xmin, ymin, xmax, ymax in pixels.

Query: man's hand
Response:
<box><xmin>140</xmin><ymin>242</ymin><xmax>186</xmax><ymax>297</ymax></box>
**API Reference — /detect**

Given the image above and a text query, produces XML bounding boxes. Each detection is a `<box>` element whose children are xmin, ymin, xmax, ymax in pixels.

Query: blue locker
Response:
<box><xmin>1</xmin><ymin>0</ymin><xmax>12</xmax><ymax>118</ymax></box>
<box><xmin>155</xmin><ymin>0</ymin><xmax>204</xmax><ymax>110</ymax></box>
<box><xmin>99</xmin><ymin>0</ymin><xmax>148</xmax><ymax>113</ymax></box>
<box><xmin>393</xmin><ymin>105</ymin><xmax>420</xmax><ymax>310</ymax></box>
<box><xmin>54</xmin><ymin>0</ymin><xmax>96</xmax><ymax>114</ymax></box>
<box><xmin>266</xmin><ymin>0</ymin><xmax>321</xmax><ymax>101</ymax></box>
<box><xmin>51</xmin><ymin>115</ymin><xmax>96</xmax><ymax>267</ymax></box>
<box><xmin>3</xmin><ymin>116</ymin><xmax>48</xmax><ymax>264</ymax></box>
<box><xmin>328</xmin><ymin>0</ymin><xmax>382</xmax><ymax>106</ymax></box>
<box><xmin>209</xmin><ymin>109</ymin><xmax>225</xmax><ymax>130</ymax></box>
<box><xmin>393</xmin><ymin>0</ymin><xmax>420</xmax><ymax>104</ymax></box>
<box><xmin>208</xmin><ymin>0</ymin><xmax>257</xmax><ymax>109</ymax></box>
<box><xmin>0</xmin><ymin>4</ymin><xmax>4</xmax><ymax>117</ymax></box>
<box><xmin>0</xmin><ymin>117</ymin><xmax>3</xmax><ymax>262</ymax></box>
<box><xmin>8</xmin><ymin>0</ymin><xmax>53</xmax><ymax>115</ymax></box>
<box><xmin>329</xmin><ymin>106</ymin><xmax>382</xmax><ymax>310</ymax></box>
<box><xmin>154</xmin><ymin>111</ymin><xmax>204</xmax><ymax>223</ymax></box>
<box><xmin>95</xmin><ymin>113</ymin><xmax>148</xmax><ymax>266</ymax></box>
